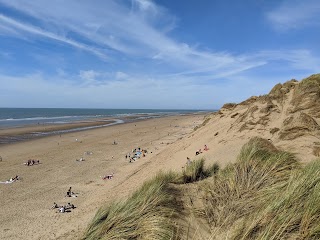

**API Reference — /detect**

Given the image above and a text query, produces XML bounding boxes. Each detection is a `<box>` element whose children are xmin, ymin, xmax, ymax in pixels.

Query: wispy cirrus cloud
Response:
<box><xmin>266</xmin><ymin>0</ymin><xmax>320</xmax><ymax>31</ymax></box>
<box><xmin>0</xmin><ymin>0</ymin><xmax>266</xmax><ymax>77</ymax></box>
<box><xmin>0</xmin><ymin>0</ymin><xmax>319</xmax><ymax>109</ymax></box>
<box><xmin>0</xmin><ymin>14</ymin><xmax>109</xmax><ymax>59</ymax></box>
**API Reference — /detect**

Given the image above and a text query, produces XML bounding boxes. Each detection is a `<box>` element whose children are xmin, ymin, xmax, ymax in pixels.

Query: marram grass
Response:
<box><xmin>83</xmin><ymin>137</ymin><xmax>320</xmax><ymax>240</ymax></box>
<box><xmin>83</xmin><ymin>172</ymin><xmax>180</xmax><ymax>240</ymax></box>
<box><xmin>233</xmin><ymin>158</ymin><xmax>320</xmax><ymax>240</ymax></box>
<box><xmin>200</xmin><ymin>138</ymin><xmax>299</xmax><ymax>229</ymax></box>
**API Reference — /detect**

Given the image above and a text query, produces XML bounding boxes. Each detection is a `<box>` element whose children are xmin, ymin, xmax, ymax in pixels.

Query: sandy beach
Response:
<box><xmin>0</xmin><ymin>114</ymin><xmax>209</xmax><ymax>240</ymax></box>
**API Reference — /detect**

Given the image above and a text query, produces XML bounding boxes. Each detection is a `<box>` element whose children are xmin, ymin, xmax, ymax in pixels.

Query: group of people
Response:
<box><xmin>126</xmin><ymin>147</ymin><xmax>148</xmax><ymax>163</ymax></box>
<box><xmin>195</xmin><ymin>144</ymin><xmax>209</xmax><ymax>156</ymax></box>
<box><xmin>50</xmin><ymin>187</ymin><xmax>77</xmax><ymax>213</ymax></box>
<box><xmin>24</xmin><ymin>159</ymin><xmax>40</xmax><ymax>166</ymax></box>
<box><xmin>51</xmin><ymin>202</ymin><xmax>75</xmax><ymax>213</ymax></box>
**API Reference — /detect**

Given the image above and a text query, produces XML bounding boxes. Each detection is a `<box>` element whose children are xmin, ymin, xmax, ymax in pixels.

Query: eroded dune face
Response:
<box><xmin>199</xmin><ymin>74</ymin><xmax>320</xmax><ymax>162</ymax></box>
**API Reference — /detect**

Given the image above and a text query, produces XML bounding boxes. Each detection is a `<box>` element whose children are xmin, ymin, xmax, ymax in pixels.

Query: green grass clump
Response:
<box><xmin>181</xmin><ymin>159</ymin><xmax>219</xmax><ymax>184</ymax></box>
<box><xmin>83</xmin><ymin>172</ymin><xmax>180</xmax><ymax>240</ymax></box>
<box><xmin>234</xmin><ymin>159</ymin><xmax>320</xmax><ymax>240</ymax></box>
<box><xmin>201</xmin><ymin>137</ymin><xmax>299</xmax><ymax>228</ymax></box>
<box><xmin>297</xmin><ymin>73</ymin><xmax>320</xmax><ymax>93</ymax></box>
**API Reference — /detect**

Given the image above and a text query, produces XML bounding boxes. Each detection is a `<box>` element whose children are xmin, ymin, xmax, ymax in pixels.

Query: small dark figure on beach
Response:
<box><xmin>66</xmin><ymin>187</ymin><xmax>72</xmax><ymax>197</ymax></box>
<box><xmin>51</xmin><ymin>202</ymin><xmax>59</xmax><ymax>209</ymax></box>
<box><xmin>65</xmin><ymin>202</ymin><xmax>75</xmax><ymax>209</ymax></box>
<box><xmin>102</xmin><ymin>174</ymin><xmax>113</xmax><ymax>180</ymax></box>
<box><xmin>187</xmin><ymin>157</ymin><xmax>192</xmax><ymax>165</ymax></box>
<box><xmin>195</xmin><ymin>149</ymin><xmax>202</xmax><ymax>155</ymax></box>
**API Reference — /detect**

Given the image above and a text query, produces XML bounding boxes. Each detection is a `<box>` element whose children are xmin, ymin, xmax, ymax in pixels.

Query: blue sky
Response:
<box><xmin>0</xmin><ymin>0</ymin><xmax>319</xmax><ymax>109</ymax></box>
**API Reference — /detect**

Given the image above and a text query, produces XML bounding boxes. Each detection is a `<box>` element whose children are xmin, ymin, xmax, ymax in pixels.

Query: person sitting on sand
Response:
<box><xmin>65</xmin><ymin>203</ymin><xmax>75</xmax><ymax>209</ymax></box>
<box><xmin>195</xmin><ymin>149</ymin><xmax>202</xmax><ymax>155</ymax></box>
<box><xmin>9</xmin><ymin>175</ymin><xmax>20</xmax><ymax>182</ymax></box>
<box><xmin>204</xmin><ymin>145</ymin><xmax>209</xmax><ymax>151</ymax></box>
<box><xmin>76</xmin><ymin>157</ymin><xmax>85</xmax><ymax>162</ymax></box>
<box><xmin>186</xmin><ymin>157</ymin><xmax>192</xmax><ymax>165</ymax></box>
<box><xmin>102</xmin><ymin>173</ymin><xmax>114</xmax><ymax>180</ymax></box>
<box><xmin>59</xmin><ymin>206</ymin><xmax>65</xmax><ymax>213</ymax></box>
<box><xmin>51</xmin><ymin>202</ymin><xmax>59</xmax><ymax>209</ymax></box>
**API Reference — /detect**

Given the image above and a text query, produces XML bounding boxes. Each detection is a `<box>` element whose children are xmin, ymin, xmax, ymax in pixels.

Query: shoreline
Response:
<box><xmin>0</xmin><ymin>119</ymin><xmax>121</xmax><ymax>144</ymax></box>
<box><xmin>0</xmin><ymin>112</ymin><xmax>208</xmax><ymax>145</ymax></box>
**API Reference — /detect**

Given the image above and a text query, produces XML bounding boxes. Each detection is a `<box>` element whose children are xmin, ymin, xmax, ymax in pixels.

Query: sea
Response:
<box><xmin>0</xmin><ymin>108</ymin><xmax>208</xmax><ymax>144</ymax></box>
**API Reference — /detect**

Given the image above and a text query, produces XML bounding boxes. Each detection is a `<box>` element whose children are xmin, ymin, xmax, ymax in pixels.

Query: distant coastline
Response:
<box><xmin>0</xmin><ymin>108</ymin><xmax>210</xmax><ymax>128</ymax></box>
<box><xmin>0</xmin><ymin>108</ymin><xmax>211</xmax><ymax>144</ymax></box>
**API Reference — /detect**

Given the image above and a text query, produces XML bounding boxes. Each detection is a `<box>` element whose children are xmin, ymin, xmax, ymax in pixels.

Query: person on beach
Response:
<box><xmin>59</xmin><ymin>206</ymin><xmax>65</xmax><ymax>213</ymax></box>
<box><xmin>102</xmin><ymin>173</ymin><xmax>114</xmax><ymax>180</ymax></box>
<box><xmin>204</xmin><ymin>145</ymin><xmax>209</xmax><ymax>151</ymax></box>
<box><xmin>76</xmin><ymin>157</ymin><xmax>85</xmax><ymax>162</ymax></box>
<box><xmin>195</xmin><ymin>149</ymin><xmax>202</xmax><ymax>155</ymax></box>
<box><xmin>51</xmin><ymin>202</ymin><xmax>59</xmax><ymax>209</ymax></box>
<box><xmin>187</xmin><ymin>157</ymin><xmax>192</xmax><ymax>165</ymax></box>
<box><xmin>66</xmin><ymin>187</ymin><xmax>72</xmax><ymax>197</ymax></box>
<box><xmin>25</xmin><ymin>159</ymin><xmax>40</xmax><ymax>166</ymax></box>
<box><xmin>65</xmin><ymin>203</ymin><xmax>75</xmax><ymax>209</ymax></box>
<box><xmin>11</xmin><ymin>175</ymin><xmax>20</xmax><ymax>182</ymax></box>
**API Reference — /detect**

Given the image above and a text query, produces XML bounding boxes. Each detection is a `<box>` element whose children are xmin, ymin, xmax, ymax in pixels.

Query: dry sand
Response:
<box><xmin>0</xmin><ymin>114</ymin><xmax>209</xmax><ymax>240</ymax></box>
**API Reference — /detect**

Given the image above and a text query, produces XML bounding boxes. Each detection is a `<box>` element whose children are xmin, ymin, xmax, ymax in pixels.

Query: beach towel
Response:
<box><xmin>0</xmin><ymin>180</ymin><xmax>15</xmax><ymax>184</ymax></box>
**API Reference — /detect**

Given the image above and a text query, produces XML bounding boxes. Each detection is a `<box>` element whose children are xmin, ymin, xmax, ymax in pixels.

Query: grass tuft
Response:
<box><xmin>234</xmin><ymin>158</ymin><xmax>320</xmax><ymax>240</ymax></box>
<box><xmin>201</xmin><ymin>137</ymin><xmax>299</xmax><ymax>229</ymax></box>
<box><xmin>181</xmin><ymin>159</ymin><xmax>219</xmax><ymax>184</ymax></box>
<box><xmin>83</xmin><ymin>172</ymin><xmax>181</xmax><ymax>240</ymax></box>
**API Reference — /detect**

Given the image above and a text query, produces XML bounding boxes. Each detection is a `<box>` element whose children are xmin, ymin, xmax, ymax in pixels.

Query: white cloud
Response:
<box><xmin>266</xmin><ymin>0</ymin><xmax>320</xmax><ymax>30</ymax></box>
<box><xmin>0</xmin><ymin>0</ymin><xmax>266</xmax><ymax>77</ymax></box>
<box><xmin>0</xmin><ymin>14</ymin><xmax>109</xmax><ymax>60</ymax></box>
<box><xmin>79</xmin><ymin>70</ymin><xmax>100</xmax><ymax>81</ymax></box>
<box><xmin>255</xmin><ymin>50</ymin><xmax>320</xmax><ymax>72</ymax></box>
<box><xmin>115</xmin><ymin>71</ymin><xmax>129</xmax><ymax>80</ymax></box>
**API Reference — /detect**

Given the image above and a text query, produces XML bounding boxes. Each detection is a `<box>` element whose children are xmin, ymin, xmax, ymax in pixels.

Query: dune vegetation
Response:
<box><xmin>83</xmin><ymin>137</ymin><xmax>320</xmax><ymax>240</ymax></box>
